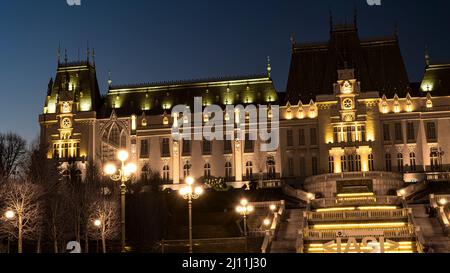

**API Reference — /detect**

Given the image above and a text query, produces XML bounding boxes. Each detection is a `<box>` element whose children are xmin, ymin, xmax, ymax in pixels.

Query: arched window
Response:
<box><xmin>225</xmin><ymin>162</ymin><xmax>232</xmax><ymax>181</ymax></box>
<box><xmin>120</xmin><ymin>132</ymin><xmax>127</xmax><ymax>149</ymax></box>
<box><xmin>245</xmin><ymin>162</ymin><xmax>253</xmax><ymax>179</ymax></box>
<box><xmin>355</xmin><ymin>155</ymin><xmax>361</xmax><ymax>172</ymax></box>
<box><xmin>341</xmin><ymin>155</ymin><xmax>347</xmax><ymax>172</ymax></box>
<box><xmin>385</xmin><ymin>154</ymin><xmax>392</xmax><ymax>172</ymax></box>
<box><xmin>109</xmin><ymin>125</ymin><xmax>120</xmax><ymax>147</ymax></box>
<box><xmin>397</xmin><ymin>153</ymin><xmax>404</xmax><ymax>172</ymax></box>
<box><xmin>409</xmin><ymin>152</ymin><xmax>416</xmax><ymax>172</ymax></box>
<box><xmin>163</xmin><ymin>165</ymin><xmax>170</xmax><ymax>182</ymax></box>
<box><xmin>204</xmin><ymin>163</ymin><xmax>211</xmax><ymax>178</ymax></box>
<box><xmin>430</xmin><ymin>150</ymin><xmax>440</xmax><ymax>171</ymax></box>
<box><xmin>368</xmin><ymin>154</ymin><xmax>374</xmax><ymax>171</ymax></box>
<box><xmin>183</xmin><ymin>162</ymin><xmax>191</xmax><ymax>177</ymax></box>
<box><xmin>266</xmin><ymin>157</ymin><xmax>276</xmax><ymax>179</ymax></box>
<box><xmin>349</xmin><ymin>155</ymin><xmax>355</xmax><ymax>172</ymax></box>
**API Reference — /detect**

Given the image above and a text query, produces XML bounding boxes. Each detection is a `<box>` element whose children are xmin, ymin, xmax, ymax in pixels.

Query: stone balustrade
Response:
<box><xmin>308</xmin><ymin>209</ymin><xmax>409</xmax><ymax>221</ymax></box>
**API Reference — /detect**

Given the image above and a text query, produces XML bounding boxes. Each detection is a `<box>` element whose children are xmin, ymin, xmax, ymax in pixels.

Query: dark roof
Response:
<box><xmin>286</xmin><ymin>24</ymin><xmax>410</xmax><ymax>103</ymax></box>
<box><xmin>420</xmin><ymin>63</ymin><xmax>450</xmax><ymax>96</ymax></box>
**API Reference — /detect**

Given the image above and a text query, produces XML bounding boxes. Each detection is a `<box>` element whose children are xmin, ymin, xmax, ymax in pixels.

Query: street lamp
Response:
<box><xmin>103</xmin><ymin>149</ymin><xmax>136</xmax><ymax>252</ymax></box>
<box><xmin>269</xmin><ymin>204</ymin><xmax>277</xmax><ymax>214</ymax></box>
<box><xmin>4</xmin><ymin>210</ymin><xmax>15</xmax><ymax>254</ymax></box>
<box><xmin>94</xmin><ymin>219</ymin><xmax>102</xmax><ymax>253</ymax></box>
<box><xmin>179</xmin><ymin>176</ymin><xmax>203</xmax><ymax>253</ymax></box>
<box><xmin>439</xmin><ymin>198</ymin><xmax>447</xmax><ymax>206</ymax></box>
<box><xmin>236</xmin><ymin>199</ymin><xmax>254</xmax><ymax>237</ymax></box>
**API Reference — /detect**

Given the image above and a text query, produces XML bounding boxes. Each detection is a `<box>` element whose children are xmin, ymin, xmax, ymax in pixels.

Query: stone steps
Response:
<box><xmin>269</xmin><ymin>209</ymin><xmax>304</xmax><ymax>253</ymax></box>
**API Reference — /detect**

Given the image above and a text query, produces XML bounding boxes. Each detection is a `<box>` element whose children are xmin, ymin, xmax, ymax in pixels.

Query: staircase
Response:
<box><xmin>410</xmin><ymin>204</ymin><xmax>450</xmax><ymax>252</ymax></box>
<box><xmin>269</xmin><ymin>209</ymin><xmax>304</xmax><ymax>253</ymax></box>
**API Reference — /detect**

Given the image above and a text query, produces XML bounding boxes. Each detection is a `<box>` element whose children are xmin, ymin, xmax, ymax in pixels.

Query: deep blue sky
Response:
<box><xmin>1</xmin><ymin>0</ymin><xmax>450</xmax><ymax>143</ymax></box>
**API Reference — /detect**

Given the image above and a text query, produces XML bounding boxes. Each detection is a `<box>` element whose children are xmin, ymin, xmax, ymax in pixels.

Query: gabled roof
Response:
<box><xmin>420</xmin><ymin>63</ymin><xmax>450</xmax><ymax>96</ymax></box>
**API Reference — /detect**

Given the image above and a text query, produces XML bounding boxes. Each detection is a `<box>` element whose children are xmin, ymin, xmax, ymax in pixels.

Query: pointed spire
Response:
<box><xmin>92</xmin><ymin>48</ymin><xmax>96</xmax><ymax>66</ymax></box>
<box><xmin>267</xmin><ymin>56</ymin><xmax>272</xmax><ymax>78</ymax></box>
<box><xmin>394</xmin><ymin>23</ymin><xmax>399</xmax><ymax>40</ymax></box>
<box><xmin>108</xmin><ymin>71</ymin><xmax>113</xmax><ymax>88</ymax></box>
<box><xmin>329</xmin><ymin>10</ymin><xmax>333</xmax><ymax>32</ymax></box>
<box><xmin>57</xmin><ymin>44</ymin><xmax>61</xmax><ymax>64</ymax></box>
<box><xmin>64</xmin><ymin>49</ymin><xmax>68</xmax><ymax>64</ymax></box>
<box><xmin>425</xmin><ymin>45</ymin><xmax>430</xmax><ymax>67</ymax></box>
<box><xmin>290</xmin><ymin>33</ymin><xmax>296</xmax><ymax>46</ymax></box>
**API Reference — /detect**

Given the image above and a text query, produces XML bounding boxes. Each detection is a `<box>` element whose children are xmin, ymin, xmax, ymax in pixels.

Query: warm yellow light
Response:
<box><xmin>94</xmin><ymin>219</ymin><xmax>102</xmax><ymax>227</ymax></box>
<box><xmin>117</xmin><ymin>150</ymin><xmax>129</xmax><ymax>162</ymax></box>
<box><xmin>131</xmin><ymin>115</ymin><xmax>137</xmax><ymax>130</ymax></box>
<box><xmin>236</xmin><ymin>206</ymin><xmax>243</xmax><ymax>213</ymax></box>
<box><xmin>240</xmin><ymin>199</ymin><xmax>248</xmax><ymax>206</ymax></box>
<box><xmin>399</xmin><ymin>189</ymin><xmax>406</xmax><ymax>196</ymax></box>
<box><xmin>247</xmin><ymin>205</ymin><xmax>254</xmax><ymax>213</ymax></box>
<box><xmin>104</xmin><ymin>164</ymin><xmax>117</xmax><ymax>175</ymax></box>
<box><xmin>269</xmin><ymin>204</ymin><xmax>277</xmax><ymax>211</ymax></box>
<box><xmin>194</xmin><ymin>186</ymin><xmax>204</xmax><ymax>196</ymax></box>
<box><xmin>316</xmin><ymin>207</ymin><xmax>356</xmax><ymax>212</ymax></box>
<box><xmin>185</xmin><ymin>176</ymin><xmax>195</xmax><ymax>186</ymax></box>
<box><xmin>5</xmin><ymin>210</ymin><xmax>15</xmax><ymax>220</ymax></box>
<box><xmin>179</xmin><ymin>186</ymin><xmax>192</xmax><ymax>196</ymax></box>
<box><xmin>312</xmin><ymin>222</ymin><xmax>406</xmax><ymax>230</ymax></box>
<box><xmin>263</xmin><ymin>218</ymin><xmax>271</xmax><ymax>226</ymax></box>
<box><xmin>337</xmin><ymin>192</ymin><xmax>374</xmax><ymax>198</ymax></box>
<box><xmin>124</xmin><ymin>163</ymin><xmax>137</xmax><ymax>175</ymax></box>
<box><xmin>439</xmin><ymin>198</ymin><xmax>447</xmax><ymax>206</ymax></box>
<box><xmin>358</xmin><ymin>206</ymin><xmax>398</xmax><ymax>210</ymax></box>
<box><xmin>307</xmin><ymin>193</ymin><xmax>315</xmax><ymax>200</ymax></box>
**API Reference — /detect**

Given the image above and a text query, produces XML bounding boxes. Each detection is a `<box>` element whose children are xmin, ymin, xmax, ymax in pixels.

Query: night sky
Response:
<box><xmin>1</xmin><ymin>0</ymin><xmax>450</xmax><ymax>143</ymax></box>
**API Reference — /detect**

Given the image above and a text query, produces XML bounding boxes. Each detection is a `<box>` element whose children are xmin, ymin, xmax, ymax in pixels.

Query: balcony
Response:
<box><xmin>304</xmin><ymin>171</ymin><xmax>403</xmax><ymax>185</ymax></box>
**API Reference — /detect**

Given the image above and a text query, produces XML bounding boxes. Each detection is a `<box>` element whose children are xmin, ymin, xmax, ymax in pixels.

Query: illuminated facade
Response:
<box><xmin>39</xmin><ymin>58</ymin><xmax>282</xmax><ymax>185</ymax></box>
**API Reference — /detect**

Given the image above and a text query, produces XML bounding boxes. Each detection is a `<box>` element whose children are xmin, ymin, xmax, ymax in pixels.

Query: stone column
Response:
<box><xmin>172</xmin><ymin>140</ymin><xmax>180</xmax><ymax>184</ymax></box>
<box><xmin>235</xmin><ymin>139</ymin><xmax>243</xmax><ymax>182</ymax></box>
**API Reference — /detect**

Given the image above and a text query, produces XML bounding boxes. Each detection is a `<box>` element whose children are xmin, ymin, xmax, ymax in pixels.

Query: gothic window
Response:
<box><xmin>430</xmin><ymin>150</ymin><xmax>441</xmax><ymax>171</ymax></box>
<box><xmin>204</xmin><ymin>163</ymin><xmax>211</xmax><ymax>178</ymax></box>
<box><xmin>328</xmin><ymin>156</ymin><xmax>334</xmax><ymax>174</ymax></box>
<box><xmin>369</xmin><ymin>154</ymin><xmax>374</xmax><ymax>171</ymax></box>
<box><xmin>120</xmin><ymin>132</ymin><xmax>127</xmax><ymax>149</ymax></box>
<box><xmin>385</xmin><ymin>154</ymin><xmax>392</xmax><ymax>172</ymax></box>
<box><xmin>141</xmin><ymin>165</ymin><xmax>149</xmax><ymax>181</ymax></box>
<box><xmin>225</xmin><ymin>162</ymin><xmax>233</xmax><ymax>181</ymax></box>
<box><xmin>383</xmin><ymin>124</ymin><xmax>391</xmax><ymax>141</ymax></box>
<box><xmin>109</xmin><ymin>125</ymin><xmax>120</xmax><ymax>147</ymax></box>
<box><xmin>183</xmin><ymin>161</ymin><xmax>191</xmax><ymax>177</ymax></box>
<box><xmin>410</xmin><ymin>152</ymin><xmax>416</xmax><ymax>172</ymax></box>
<box><xmin>394</xmin><ymin>123</ymin><xmax>403</xmax><ymax>142</ymax></box>
<box><xmin>163</xmin><ymin>165</ymin><xmax>170</xmax><ymax>182</ymax></box>
<box><xmin>267</xmin><ymin>157</ymin><xmax>276</xmax><ymax>179</ymax></box>
<box><xmin>162</xmin><ymin>138</ymin><xmax>170</xmax><ymax>157</ymax></box>
<box><xmin>426</xmin><ymin>122</ymin><xmax>437</xmax><ymax>141</ymax></box>
<box><xmin>397</xmin><ymin>153</ymin><xmax>404</xmax><ymax>172</ymax></box>
<box><xmin>140</xmin><ymin>139</ymin><xmax>149</xmax><ymax>158</ymax></box>
<box><xmin>245</xmin><ymin>162</ymin><xmax>253</xmax><ymax>179</ymax></box>
<box><xmin>288</xmin><ymin>158</ymin><xmax>294</xmax><ymax>177</ymax></box>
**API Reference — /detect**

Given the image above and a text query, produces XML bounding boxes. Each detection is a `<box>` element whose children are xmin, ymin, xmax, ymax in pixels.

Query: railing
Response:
<box><xmin>282</xmin><ymin>184</ymin><xmax>314</xmax><ymax>204</ymax></box>
<box><xmin>404</xmin><ymin>208</ymin><xmax>427</xmax><ymax>253</ymax></box>
<box><xmin>252</xmin><ymin>201</ymin><xmax>285</xmax><ymax>253</ymax></box>
<box><xmin>311</xmin><ymin>196</ymin><xmax>401</xmax><ymax>208</ymax></box>
<box><xmin>429</xmin><ymin>194</ymin><xmax>450</xmax><ymax>233</ymax></box>
<box><xmin>307</xmin><ymin>209</ymin><xmax>409</xmax><ymax>221</ymax></box>
<box><xmin>397</xmin><ymin>181</ymin><xmax>427</xmax><ymax>199</ymax></box>
<box><xmin>304</xmin><ymin>171</ymin><xmax>403</xmax><ymax>184</ymax></box>
<box><xmin>258</xmin><ymin>180</ymin><xmax>283</xmax><ymax>189</ymax></box>
<box><xmin>159</xmin><ymin>237</ymin><xmax>247</xmax><ymax>253</ymax></box>
<box><xmin>303</xmin><ymin>226</ymin><xmax>416</xmax><ymax>241</ymax></box>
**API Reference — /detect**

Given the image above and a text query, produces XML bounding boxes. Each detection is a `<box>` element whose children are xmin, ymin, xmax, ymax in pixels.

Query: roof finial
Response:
<box><xmin>394</xmin><ymin>23</ymin><xmax>399</xmax><ymax>39</ymax></box>
<box><xmin>267</xmin><ymin>56</ymin><xmax>272</xmax><ymax>78</ymax></box>
<box><xmin>425</xmin><ymin>45</ymin><xmax>430</xmax><ymax>67</ymax></box>
<box><xmin>108</xmin><ymin>70</ymin><xmax>113</xmax><ymax>88</ymax></box>
<box><xmin>92</xmin><ymin>48</ymin><xmax>96</xmax><ymax>66</ymax></box>
<box><xmin>64</xmin><ymin>49</ymin><xmax>68</xmax><ymax>64</ymax></box>
<box><xmin>290</xmin><ymin>33</ymin><xmax>296</xmax><ymax>46</ymax></box>
<box><xmin>57</xmin><ymin>44</ymin><xmax>61</xmax><ymax>64</ymax></box>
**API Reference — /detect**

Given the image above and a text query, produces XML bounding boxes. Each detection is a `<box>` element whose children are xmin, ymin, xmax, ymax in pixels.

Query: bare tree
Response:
<box><xmin>0</xmin><ymin>132</ymin><xmax>27</xmax><ymax>183</ymax></box>
<box><xmin>0</xmin><ymin>180</ymin><xmax>43</xmax><ymax>253</ymax></box>
<box><xmin>88</xmin><ymin>198</ymin><xmax>119</xmax><ymax>253</ymax></box>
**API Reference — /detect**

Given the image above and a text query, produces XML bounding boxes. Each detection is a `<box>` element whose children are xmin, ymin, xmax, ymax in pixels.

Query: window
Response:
<box><xmin>333</xmin><ymin>127</ymin><xmax>339</xmax><ymax>143</ymax></box>
<box><xmin>163</xmin><ymin>165</ymin><xmax>170</xmax><ymax>182</ymax></box>
<box><xmin>341</xmin><ymin>155</ymin><xmax>348</xmax><ymax>172</ymax></box>
<box><xmin>334</xmin><ymin>125</ymin><xmax>366</xmax><ymax>143</ymax></box>
<box><xmin>141</xmin><ymin>165</ymin><xmax>149</xmax><ymax>181</ymax></box>
<box><xmin>312</xmin><ymin>157</ymin><xmax>318</xmax><ymax>175</ymax></box>
<box><xmin>267</xmin><ymin>157</ymin><xmax>276</xmax><ymax>179</ymax></box>
<box><xmin>183</xmin><ymin>162</ymin><xmax>191</xmax><ymax>177</ymax></box>
<box><xmin>287</xmin><ymin>130</ymin><xmax>293</xmax><ymax>147</ymax></box>
<box><xmin>383</xmin><ymin>124</ymin><xmax>391</xmax><ymax>141</ymax></box>
<box><xmin>225</xmin><ymin>162</ymin><xmax>232</xmax><ymax>181</ymax></box>
<box><xmin>110</xmin><ymin>125</ymin><xmax>120</xmax><ymax>147</ymax></box>
<box><xmin>203</xmin><ymin>140</ymin><xmax>211</xmax><ymax>155</ymax></box>
<box><xmin>426</xmin><ymin>122</ymin><xmax>437</xmax><ymax>141</ymax></box>
<box><xmin>224</xmin><ymin>139</ymin><xmax>232</xmax><ymax>154</ymax></box>
<box><xmin>407</xmin><ymin>123</ymin><xmax>415</xmax><ymax>142</ymax></box>
<box><xmin>140</xmin><ymin>139</ymin><xmax>149</xmax><ymax>158</ymax></box>
<box><xmin>245</xmin><ymin>133</ymin><xmax>254</xmax><ymax>153</ymax></box>
<box><xmin>299</xmin><ymin>129</ymin><xmax>305</xmax><ymax>146</ymax></box>
<box><xmin>397</xmin><ymin>153</ymin><xmax>404</xmax><ymax>172</ymax></box>
<box><xmin>409</xmin><ymin>152</ymin><xmax>416</xmax><ymax>172</ymax></box>
<box><xmin>182</xmin><ymin>139</ymin><xmax>191</xmax><ymax>156</ymax></box>
<box><xmin>368</xmin><ymin>154</ymin><xmax>374</xmax><ymax>171</ymax></box>
<box><xmin>394</xmin><ymin>123</ymin><xmax>402</xmax><ymax>142</ymax></box>
<box><xmin>162</xmin><ymin>138</ymin><xmax>170</xmax><ymax>157</ymax></box>
<box><xmin>120</xmin><ymin>133</ymin><xmax>127</xmax><ymax>149</ymax></box>
<box><xmin>288</xmin><ymin>158</ymin><xmax>294</xmax><ymax>177</ymax></box>
<box><xmin>310</xmin><ymin>128</ymin><xmax>317</xmax><ymax>145</ymax></box>
<box><xmin>299</xmin><ymin>157</ymin><xmax>306</xmax><ymax>177</ymax></box>
<box><xmin>328</xmin><ymin>156</ymin><xmax>334</xmax><ymax>174</ymax></box>
<box><xmin>75</xmin><ymin>143</ymin><xmax>80</xmax><ymax>158</ymax></box>
<box><xmin>430</xmin><ymin>150</ymin><xmax>441</xmax><ymax>171</ymax></box>
<box><xmin>245</xmin><ymin>162</ymin><xmax>253</xmax><ymax>179</ymax></box>
<box><xmin>355</xmin><ymin>155</ymin><xmax>361</xmax><ymax>172</ymax></box>
<box><xmin>385</xmin><ymin>154</ymin><xmax>392</xmax><ymax>172</ymax></box>
<box><xmin>204</xmin><ymin>163</ymin><xmax>211</xmax><ymax>178</ymax></box>
<box><xmin>53</xmin><ymin>144</ymin><xmax>59</xmax><ymax>159</ymax></box>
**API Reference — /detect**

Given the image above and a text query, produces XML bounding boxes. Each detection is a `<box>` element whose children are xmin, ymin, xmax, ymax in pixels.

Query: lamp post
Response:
<box><xmin>236</xmin><ymin>199</ymin><xmax>254</xmax><ymax>237</ymax></box>
<box><xmin>94</xmin><ymin>219</ymin><xmax>101</xmax><ymax>253</ymax></box>
<box><xmin>103</xmin><ymin>150</ymin><xmax>136</xmax><ymax>253</ymax></box>
<box><xmin>179</xmin><ymin>176</ymin><xmax>203</xmax><ymax>253</ymax></box>
<box><xmin>4</xmin><ymin>210</ymin><xmax>15</xmax><ymax>254</ymax></box>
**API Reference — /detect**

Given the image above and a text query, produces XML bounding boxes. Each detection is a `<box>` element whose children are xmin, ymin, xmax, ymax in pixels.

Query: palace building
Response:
<box><xmin>39</xmin><ymin>21</ymin><xmax>450</xmax><ymax>197</ymax></box>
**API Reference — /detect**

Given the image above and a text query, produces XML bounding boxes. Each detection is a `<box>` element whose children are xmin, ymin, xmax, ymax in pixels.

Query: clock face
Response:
<box><xmin>61</xmin><ymin>118</ymin><xmax>72</xmax><ymax>129</ymax></box>
<box><xmin>62</xmin><ymin>102</ymin><xmax>71</xmax><ymax>113</ymax></box>
<box><xmin>343</xmin><ymin>98</ymin><xmax>353</xmax><ymax>109</ymax></box>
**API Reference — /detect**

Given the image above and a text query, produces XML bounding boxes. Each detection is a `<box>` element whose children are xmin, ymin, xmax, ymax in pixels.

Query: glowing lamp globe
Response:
<box><xmin>194</xmin><ymin>186</ymin><xmax>204</xmax><ymax>196</ymax></box>
<box><xmin>94</xmin><ymin>219</ymin><xmax>102</xmax><ymax>227</ymax></box>
<box><xmin>118</xmin><ymin>150</ymin><xmax>129</xmax><ymax>162</ymax></box>
<box><xmin>185</xmin><ymin>176</ymin><xmax>195</xmax><ymax>186</ymax></box>
<box><xmin>5</xmin><ymin>210</ymin><xmax>14</xmax><ymax>220</ymax></box>
<box><xmin>240</xmin><ymin>199</ymin><xmax>248</xmax><ymax>206</ymax></box>
<box><xmin>269</xmin><ymin>204</ymin><xmax>277</xmax><ymax>211</ymax></box>
<box><xmin>104</xmin><ymin>164</ymin><xmax>117</xmax><ymax>175</ymax></box>
<box><xmin>263</xmin><ymin>218</ymin><xmax>271</xmax><ymax>226</ymax></box>
<box><xmin>125</xmin><ymin>163</ymin><xmax>137</xmax><ymax>174</ymax></box>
